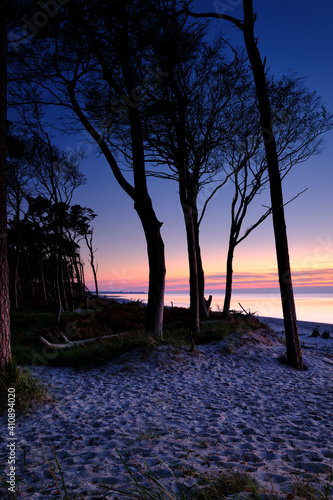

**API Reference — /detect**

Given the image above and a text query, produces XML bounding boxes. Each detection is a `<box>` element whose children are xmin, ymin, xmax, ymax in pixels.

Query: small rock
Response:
<box><xmin>321</xmin><ymin>331</ymin><xmax>331</xmax><ymax>339</ymax></box>
<box><xmin>310</xmin><ymin>328</ymin><xmax>320</xmax><ymax>338</ymax></box>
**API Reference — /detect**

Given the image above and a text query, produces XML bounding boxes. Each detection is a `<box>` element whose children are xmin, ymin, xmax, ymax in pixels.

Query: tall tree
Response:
<box><xmin>0</xmin><ymin>0</ymin><xmax>11</xmax><ymax>368</ymax></box>
<box><xmin>84</xmin><ymin>228</ymin><xmax>99</xmax><ymax>298</ymax></box>
<box><xmin>8</xmin><ymin>0</ymin><xmax>167</xmax><ymax>338</ymax></box>
<box><xmin>142</xmin><ymin>32</ymin><xmax>246</xmax><ymax>327</ymax></box>
<box><xmin>205</xmin><ymin>75</ymin><xmax>333</xmax><ymax>317</ymax></box>
<box><xmin>186</xmin><ymin>0</ymin><xmax>305</xmax><ymax>369</ymax></box>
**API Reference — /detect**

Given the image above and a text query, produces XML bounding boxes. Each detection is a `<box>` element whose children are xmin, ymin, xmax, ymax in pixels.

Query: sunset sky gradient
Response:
<box><xmin>69</xmin><ymin>0</ymin><xmax>333</xmax><ymax>295</ymax></box>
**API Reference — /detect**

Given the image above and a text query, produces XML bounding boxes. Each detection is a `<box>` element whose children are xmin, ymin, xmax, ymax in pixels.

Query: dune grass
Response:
<box><xmin>0</xmin><ymin>360</ymin><xmax>53</xmax><ymax>415</ymax></box>
<box><xmin>6</xmin><ymin>445</ymin><xmax>328</xmax><ymax>500</ymax></box>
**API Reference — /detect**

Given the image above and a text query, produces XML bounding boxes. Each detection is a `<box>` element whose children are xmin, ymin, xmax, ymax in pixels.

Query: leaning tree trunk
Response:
<box><xmin>0</xmin><ymin>0</ymin><xmax>11</xmax><ymax>369</ymax></box>
<box><xmin>67</xmin><ymin>56</ymin><xmax>166</xmax><ymax>340</ymax></box>
<box><xmin>85</xmin><ymin>233</ymin><xmax>99</xmax><ymax>297</ymax></box>
<box><xmin>193</xmin><ymin>209</ymin><xmax>209</xmax><ymax>319</ymax></box>
<box><xmin>222</xmin><ymin>237</ymin><xmax>236</xmax><ymax>318</ymax></box>
<box><xmin>242</xmin><ymin>0</ymin><xmax>302</xmax><ymax>369</ymax></box>
<box><xmin>135</xmin><ymin>197</ymin><xmax>166</xmax><ymax>340</ymax></box>
<box><xmin>92</xmin><ymin>264</ymin><xmax>99</xmax><ymax>298</ymax></box>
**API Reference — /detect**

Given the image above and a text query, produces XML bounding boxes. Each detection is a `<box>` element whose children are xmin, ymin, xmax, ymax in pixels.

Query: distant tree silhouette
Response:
<box><xmin>84</xmin><ymin>228</ymin><xmax>99</xmax><ymax>298</ymax></box>
<box><xmin>65</xmin><ymin>203</ymin><xmax>99</xmax><ymax>298</ymax></box>
<box><xmin>7</xmin><ymin>197</ymin><xmax>93</xmax><ymax>310</ymax></box>
<box><xmin>6</xmin><ymin>133</ymin><xmax>34</xmax><ymax>309</ymax></box>
<box><xmin>6</xmin><ymin>131</ymin><xmax>93</xmax><ymax>315</ymax></box>
<box><xmin>0</xmin><ymin>0</ymin><xmax>11</xmax><ymax>368</ymax></box>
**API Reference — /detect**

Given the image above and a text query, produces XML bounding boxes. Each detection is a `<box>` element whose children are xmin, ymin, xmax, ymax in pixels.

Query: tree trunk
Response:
<box><xmin>92</xmin><ymin>264</ymin><xmax>99</xmax><ymax>297</ymax></box>
<box><xmin>72</xmin><ymin>254</ymin><xmax>82</xmax><ymax>298</ymax></box>
<box><xmin>0</xmin><ymin>0</ymin><xmax>11</xmax><ymax>369</ymax></box>
<box><xmin>58</xmin><ymin>226</ymin><xmax>68</xmax><ymax>311</ymax></box>
<box><xmin>181</xmin><ymin>203</ymin><xmax>200</xmax><ymax>349</ymax></box>
<box><xmin>222</xmin><ymin>238</ymin><xmax>236</xmax><ymax>317</ymax></box>
<box><xmin>135</xmin><ymin>198</ymin><xmax>166</xmax><ymax>340</ymax></box>
<box><xmin>85</xmin><ymin>233</ymin><xmax>99</xmax><ymax>297</ymax></box>
<box><xmin>193</xmin><ymin>209</ymin><xmax>209</xmax><ymax>319</ymax></box>
<box><xmin>25</xmin><ymin>250</ymin><xmax>35</xmax><ymax>297</ymax></box>
<box><xmin>39</xmin><ymin>259</ymin><xmax>47</xmax><ymax>302</ymax></box>
<box><xmin>242</xmin><ymin>0</ymin><xmax>302</xmax><ymax>369</ymax></box>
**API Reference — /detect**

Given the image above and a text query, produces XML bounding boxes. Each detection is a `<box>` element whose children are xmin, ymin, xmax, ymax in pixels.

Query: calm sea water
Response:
<box><xmin>99</xmin><ymin>292</ymin><xmax>333</xmax><ymax>324</ymax></box>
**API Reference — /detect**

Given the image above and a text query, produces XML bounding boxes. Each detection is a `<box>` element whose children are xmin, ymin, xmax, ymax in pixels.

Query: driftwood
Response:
<box><xmin>228</xmin><ymin>303</ymin><xmax>258</xmax><ymax>328</ymax></box>
<box><xmin>25</xmin><ymin>331</ymin><xmax>135</xmax><ymax>350</ymax></box>
<box><xmin>238</xmin><ymin>302</ymin><xmax>257</xmax><ymax>317</ymax></box>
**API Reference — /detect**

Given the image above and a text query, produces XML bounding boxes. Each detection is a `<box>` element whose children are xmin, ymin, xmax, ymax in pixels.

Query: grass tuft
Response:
<box><xmin>0</xmin><ymin>360</ymin><xmax>53</xmax><ymax>414</ymax></box>
<box><xmin>189</xmin><ymin>469</ymin><xmax>262</xmax><ymax>499</ymax></box>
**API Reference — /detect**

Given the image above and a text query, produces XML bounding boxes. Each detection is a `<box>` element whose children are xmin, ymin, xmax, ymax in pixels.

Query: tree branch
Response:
<box><xmin>182</xmin><ymin>7</ymin><xmax>244</xmax><ymax>31</ymax></box>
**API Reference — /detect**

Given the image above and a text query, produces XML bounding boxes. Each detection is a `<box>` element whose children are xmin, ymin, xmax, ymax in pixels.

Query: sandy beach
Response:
<box><xmin>1</xmin><ymin>318</ymin><xmax>333</xmax><ymax>499</ymax></box>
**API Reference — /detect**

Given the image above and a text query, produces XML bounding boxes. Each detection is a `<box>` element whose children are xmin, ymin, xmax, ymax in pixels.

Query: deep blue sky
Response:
<box><xmin>67</xmin><ymin>0</ymin><xmax>333</xmax><ymax>293</ymax></box>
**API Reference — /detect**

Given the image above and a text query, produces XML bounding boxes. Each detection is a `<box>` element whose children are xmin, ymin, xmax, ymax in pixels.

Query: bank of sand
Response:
<box><xmin>1</xmin><ymin>318</ymin><xmax>333</xmax><ymax>499</ymax></box>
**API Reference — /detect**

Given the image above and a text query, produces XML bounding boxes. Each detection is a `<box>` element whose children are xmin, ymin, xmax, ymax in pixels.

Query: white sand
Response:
<box><xmin>1</xmin><ymin>318</ymin><xmax>333</xmax><ymax>499</ymax></box>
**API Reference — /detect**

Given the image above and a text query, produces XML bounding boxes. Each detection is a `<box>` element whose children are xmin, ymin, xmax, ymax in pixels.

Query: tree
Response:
<box><xmin>65</xmin><ymin>204</ymin><xmax>99</xmax><ymax>298</ymax></box>
<box><xmin>6</xmin><ymin>133</ymin><xmax>34</xmax><ymax>309</ymax></box>
<box><xmin>0</xmin><ymin>0</ymin><xmax>11</xmax><ymax>369</ymax></box>
<box><xmin>8</xmin><ymin>0</ymin><xmax>168</xmax><ymax>338</ymax></box>
<box><xmin>7</xmin><ymin>124</ymin><xmax>86</xmax><ymax>317</ymax></box>
<box><xmin>84</xmin><ymin>228</ymin><xmax>99</xmax><ymax>297</ymax></box>
<box><xmin>142</xmin><ymin>32</ymin><xmax>246</xmax><ymax>345</ymax></box>
<box><xmin>7</xmin><ymin>197</ymin><xmax>93</xmax><ymax>308</ymax></box>
<box><xmin>6</xmin><ymin>128</ymin><xmax>91</xmax><ymax>312</ymax></box>
<box><xmin>185</xmin><ymin>0</ymin><xmax>306</xmax><ymax>369</ymax></box>
<box><xmin>210</xmin><ymin>75</ymin><xmax>333</xmax><ymax>317</ymax></box>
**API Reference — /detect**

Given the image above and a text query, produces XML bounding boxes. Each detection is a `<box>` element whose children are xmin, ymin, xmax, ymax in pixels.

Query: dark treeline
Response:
<box><xmin>6</xmin><ymin>131</ymin><xmax>98</xmax><ymax>319</ymax></box>
<box><xmin>1</xmin><ymin>0</ymin><xmax>333</xmax><ymax>369</ymax></box>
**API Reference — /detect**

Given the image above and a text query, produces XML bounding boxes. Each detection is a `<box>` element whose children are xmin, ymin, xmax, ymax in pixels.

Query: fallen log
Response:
<box><xmin>25</xmin><ymin>331</ymin><xmax>136</xmax><ymax>350</ymax></box>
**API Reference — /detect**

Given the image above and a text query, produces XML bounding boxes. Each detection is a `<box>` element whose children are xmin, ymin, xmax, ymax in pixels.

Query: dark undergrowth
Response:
<box><xmin>9</xmin><ymin>297</ymin><xmax>264</xmax><ymax>369</ymax></box>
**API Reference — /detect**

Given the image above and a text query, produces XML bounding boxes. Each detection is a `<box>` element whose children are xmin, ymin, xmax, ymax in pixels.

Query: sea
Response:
<box><xmin>98</xmin><ymin>292</ymin><xmax>333</xmax><ymax>325</ymax></box>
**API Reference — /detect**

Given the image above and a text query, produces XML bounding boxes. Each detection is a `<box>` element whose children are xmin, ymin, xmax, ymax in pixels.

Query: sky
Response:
<box><xmin>68</xmin><ymin>0</ymin><xmax>333</xmax><ymax>294</ymax></box>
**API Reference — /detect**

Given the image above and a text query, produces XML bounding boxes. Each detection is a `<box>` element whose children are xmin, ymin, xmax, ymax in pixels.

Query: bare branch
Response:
<box><xmin>236</xmin><ymin>188</ymin><xmax>308</xmax><ymax>245</ymax></box>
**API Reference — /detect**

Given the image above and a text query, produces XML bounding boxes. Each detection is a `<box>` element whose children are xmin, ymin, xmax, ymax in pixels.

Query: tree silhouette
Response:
<box><xmin>8</xmin><ymin>0</ymin><xmax>169</xmax><ymax>338</ymax></box>
<box><xmin>185</xmin><ymin>0</ymin><xmax>308</xmax><ymax>369</ymax></box>
<box><xmin>6</xmin><ymin>130</ymin><xmax>94</xmax><ymax>314</ymax></box>
<box><xmin>7</xmin><ymin>197</ymin><xmax>93</xmax><ymax>310</ymax></box>
<box><xmin>142</xmin><ymin>32</ymin><xmax>247</xmax><ymax>343</ymax></box>
<box><xmin>0</xmin><ymin>0</ymin><xmax>11</xmax><ymax>369</ymax></box>
<box><xmin>209</xmin><ymin>75</ymin><xmax>333</xmax><ymax>317</ymax></box>
<box><xmin>6</xmin><ymin>133</ymin><xmax>34</xmax><ymax>309</ymax></box>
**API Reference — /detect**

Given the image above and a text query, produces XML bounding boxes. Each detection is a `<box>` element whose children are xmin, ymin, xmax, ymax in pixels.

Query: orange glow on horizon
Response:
<box><xmin>86</xmin><ymin>267</ymin><xmax>333</xmax><ymax>292</ymax></box>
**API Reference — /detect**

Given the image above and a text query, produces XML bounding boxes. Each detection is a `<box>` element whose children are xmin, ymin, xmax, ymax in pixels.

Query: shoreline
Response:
<box><xmin>260</xmin><ymin>316</ymin><xmax>333</xmax><ymax>352</ymax></box>
<box><xmin>103</xmin><ymin>292</ymin><xmax>333</xmax><ymax>325</ymax></box>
